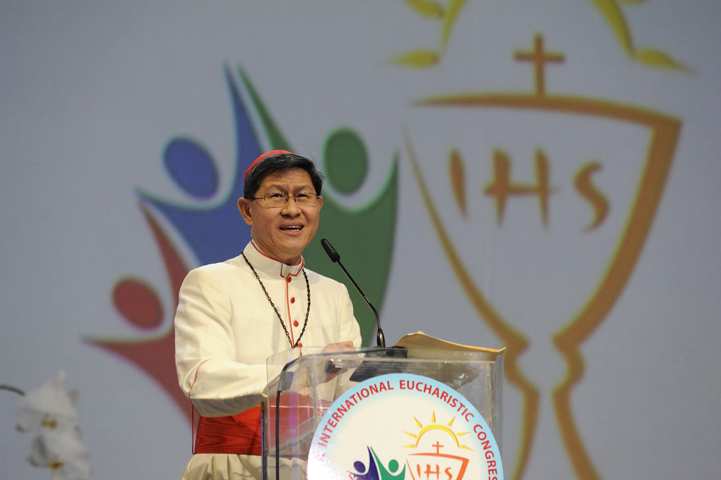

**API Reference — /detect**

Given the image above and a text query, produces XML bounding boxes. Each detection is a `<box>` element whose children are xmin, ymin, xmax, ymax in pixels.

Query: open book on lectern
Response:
<box><xmin>348</xmin><ymin>331</ymin><xmax>505</xmax><ymax>387</ymax></box>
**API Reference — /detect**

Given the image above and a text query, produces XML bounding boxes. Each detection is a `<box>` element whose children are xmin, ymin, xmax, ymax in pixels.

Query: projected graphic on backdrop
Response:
<box><xmin>5</xmin><ymin>1</ymin><xmax>720</xmax><ymax>479</ymax></box>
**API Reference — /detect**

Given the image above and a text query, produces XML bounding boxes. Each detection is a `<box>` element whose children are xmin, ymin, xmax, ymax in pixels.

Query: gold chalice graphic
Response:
<box><xmin>405</xmin><ymin>34</ymin><xmax>681</xmax><ymax>480</ymax></box>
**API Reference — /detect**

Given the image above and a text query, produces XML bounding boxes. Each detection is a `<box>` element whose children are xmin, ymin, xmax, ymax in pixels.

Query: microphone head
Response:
<box><xmin>321</xmin><ymin>238</ymin><xmax>340</xmax><ymax>263</ymax></box>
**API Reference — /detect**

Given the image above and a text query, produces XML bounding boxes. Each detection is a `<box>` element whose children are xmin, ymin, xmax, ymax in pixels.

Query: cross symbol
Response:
<box><xmin>514</xmin><ymin>34</ymin><xmax>565</xmax><ymax>97</ymax></box>
<box><xmin>432</xmin><ymin>441</ymin><xmax>444</xmax><ymax>454</ymax></box>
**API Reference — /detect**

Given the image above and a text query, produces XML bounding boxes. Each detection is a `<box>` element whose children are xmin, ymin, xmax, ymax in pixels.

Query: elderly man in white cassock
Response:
<box><xmin>175</xmin><ymin>150</ymin><xmax>362</xmax><ymax>480</ymax></box>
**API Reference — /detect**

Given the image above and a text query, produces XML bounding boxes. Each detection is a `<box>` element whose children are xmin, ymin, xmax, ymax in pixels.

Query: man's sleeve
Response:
<box><xmin>174</xmin><ymin>267</ymin><xmax>267</xmax><ymax>417</ymax></box>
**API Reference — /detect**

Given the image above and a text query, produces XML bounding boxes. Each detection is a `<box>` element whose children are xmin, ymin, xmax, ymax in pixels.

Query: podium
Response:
<box><xmin>264</xmin><ymin>336</ymin><xmax>504</xmax><ymax>480</ymax></box>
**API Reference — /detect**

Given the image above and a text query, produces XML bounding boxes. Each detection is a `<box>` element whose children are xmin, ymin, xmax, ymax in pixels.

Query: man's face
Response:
<box><xmin>237</xmin><ymin>168</ymin><xmax>323</xmax><ymax>265</ymax></box>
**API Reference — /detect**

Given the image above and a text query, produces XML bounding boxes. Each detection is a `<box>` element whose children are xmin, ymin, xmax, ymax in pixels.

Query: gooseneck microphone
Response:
<box><xmin>320</xmin><ymin>238</ymin><xmax>386</xmax><ymax>348</ymax></box>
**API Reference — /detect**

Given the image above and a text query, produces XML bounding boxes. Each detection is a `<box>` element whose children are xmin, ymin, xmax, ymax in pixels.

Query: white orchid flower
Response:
<box><xmin>16</xmin><ymin>371</ymin><xmax>79</xmax><ymax>432</ymax></box>
<box><xmin>28</xmin><ymin>429</ymin><xmax>91</xmax><ymax>480</ymax></box>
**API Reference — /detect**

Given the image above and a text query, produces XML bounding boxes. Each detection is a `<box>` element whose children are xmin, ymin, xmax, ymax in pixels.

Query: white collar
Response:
<box><xmin>242</xmin><ymin>241</ymin><xmax>305</xmax><ymax>279</ymax></box>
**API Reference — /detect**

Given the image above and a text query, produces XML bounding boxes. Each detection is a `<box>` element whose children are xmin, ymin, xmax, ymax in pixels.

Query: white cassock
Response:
<box><xmin>175</xmin><ymin>241</ymin><xmax>362</xmax><ymax>480</ymax></box>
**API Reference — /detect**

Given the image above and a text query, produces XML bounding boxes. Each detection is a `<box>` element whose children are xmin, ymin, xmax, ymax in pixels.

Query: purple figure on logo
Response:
<box><xmin>350</xmin><ymin>448</ymin><xmax>380</xmax><ymax>480</ymax></box>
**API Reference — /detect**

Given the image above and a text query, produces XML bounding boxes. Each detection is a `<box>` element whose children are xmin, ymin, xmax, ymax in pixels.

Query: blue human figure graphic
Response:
<box><xmin>138</xmin><ymin>66</ymin><xmax>259</xmax><ymax>265</ymax></box>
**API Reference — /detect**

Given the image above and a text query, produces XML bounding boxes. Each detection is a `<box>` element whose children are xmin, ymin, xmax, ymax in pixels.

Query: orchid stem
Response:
<box><xmin>0</xmin><ymin>385</ymin><xmax>25</xmax><ymax>396</ymax></box>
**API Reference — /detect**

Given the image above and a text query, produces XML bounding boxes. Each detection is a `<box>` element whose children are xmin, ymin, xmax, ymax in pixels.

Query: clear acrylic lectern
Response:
<box><xmin>263</xmin><ymin>336</ymin><xmax>503</xmax><ymax>480</ymax></box>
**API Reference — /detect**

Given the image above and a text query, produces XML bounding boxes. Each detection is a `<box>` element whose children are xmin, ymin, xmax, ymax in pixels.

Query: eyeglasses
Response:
<box><xmin>250</xmin><ymin>192</ymin><xmax>321</xmax><ymax>208</ymax></box>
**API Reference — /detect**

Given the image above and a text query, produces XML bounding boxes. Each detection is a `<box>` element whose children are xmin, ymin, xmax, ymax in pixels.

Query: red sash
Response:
<box><xmin>194</xmin><ymin>406</ymin><xmax>262</xmax><ymax>455</ymax></box>
<box><xmin>192</xmin><ymin>395</ymin><xmax>323</xmax><ymax>455</ymax></box>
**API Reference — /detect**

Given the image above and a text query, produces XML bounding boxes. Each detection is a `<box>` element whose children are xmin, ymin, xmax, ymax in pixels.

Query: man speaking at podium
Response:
<box><xmin>174</xmin><ymin>150</ymin><xmax>362</xmax><ymax>480</ymax></box>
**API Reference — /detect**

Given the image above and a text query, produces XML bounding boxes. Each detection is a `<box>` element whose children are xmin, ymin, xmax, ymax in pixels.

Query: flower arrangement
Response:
<box><xmin>1</xmin><ymin>371</ymin><xmax>91</xmax><ymax>479</ymax></box>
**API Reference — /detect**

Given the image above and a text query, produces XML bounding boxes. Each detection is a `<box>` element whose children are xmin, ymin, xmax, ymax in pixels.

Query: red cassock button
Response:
<box><xmin>297</xmin><ymin>342</ymin><xmax>303</xmax><ymax>347</ymax></box>
<box><xmin>286</xmin><ymin>276</ymin><xmax>291</xmax><ymax>283</ymax></box>
<box><xmin>293</xmin><ymin>321</ymin><xmax>299</xmax><ymax>327</ymax></box>
<box><xmin>290</xmin><ymin>297</ymin><xmax>295</xmax><ymax>304</ymax></box>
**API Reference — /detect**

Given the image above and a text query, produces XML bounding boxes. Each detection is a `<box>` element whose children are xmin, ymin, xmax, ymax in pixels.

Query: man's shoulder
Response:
<box><xmin>304</xmin><ymin>267</ymin><xmax>347</xmax><ymax>291</ymax></box>
<box><xmin>184</xmin><ymin>256</ymin><xmax>245</xmax><ymax>282</ymax></box>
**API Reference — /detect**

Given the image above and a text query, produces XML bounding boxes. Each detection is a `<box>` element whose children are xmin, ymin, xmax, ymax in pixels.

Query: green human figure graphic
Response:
<box><xmin>239</xmin><ymin>68</ymin><xmax>399</xmax><ymax>346</ymax></box>
<box><xmin>371</xmin><ymin>447</ymin><xmax>406</xmax><ymax>480</ymax></box>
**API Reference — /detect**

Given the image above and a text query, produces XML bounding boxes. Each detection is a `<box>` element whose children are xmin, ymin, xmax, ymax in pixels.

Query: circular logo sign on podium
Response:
<box><xmin>308</xmin><ymin>373</ymin><xmax>503</xmax><ymax>480</ymax></box>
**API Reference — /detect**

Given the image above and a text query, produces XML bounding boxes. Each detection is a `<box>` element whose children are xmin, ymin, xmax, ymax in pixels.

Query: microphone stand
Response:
<box><xmin>320</xmin><ymin>239</ymin><xmax>386</xmax><ymax>348</ymax></box>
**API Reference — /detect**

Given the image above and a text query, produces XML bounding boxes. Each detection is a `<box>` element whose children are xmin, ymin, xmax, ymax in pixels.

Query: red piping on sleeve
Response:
<box><xmin>189</xmin><ymin>359</ymin><xmax>211</xmax><ymax>454</ymax></box>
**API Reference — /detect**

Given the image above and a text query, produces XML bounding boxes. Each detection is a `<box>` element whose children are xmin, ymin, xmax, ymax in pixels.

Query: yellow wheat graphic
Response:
<box><xmin>395</xmin><ymin>0</ymin><xmax>690</xmax><ymax>72</ymax></box>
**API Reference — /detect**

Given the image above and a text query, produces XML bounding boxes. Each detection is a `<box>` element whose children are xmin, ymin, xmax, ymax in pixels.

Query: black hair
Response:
<box><xmin>243</xmin><ymin>153</ymin><xmax>324</xmax><ymax>198</ymax></box>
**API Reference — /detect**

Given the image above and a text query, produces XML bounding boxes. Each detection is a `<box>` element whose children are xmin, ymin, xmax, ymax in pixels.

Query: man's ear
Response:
<box><xmin>237</xmin><ymin>198</ymin><xmax>253</xmax><ymax>226</ymax></box>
